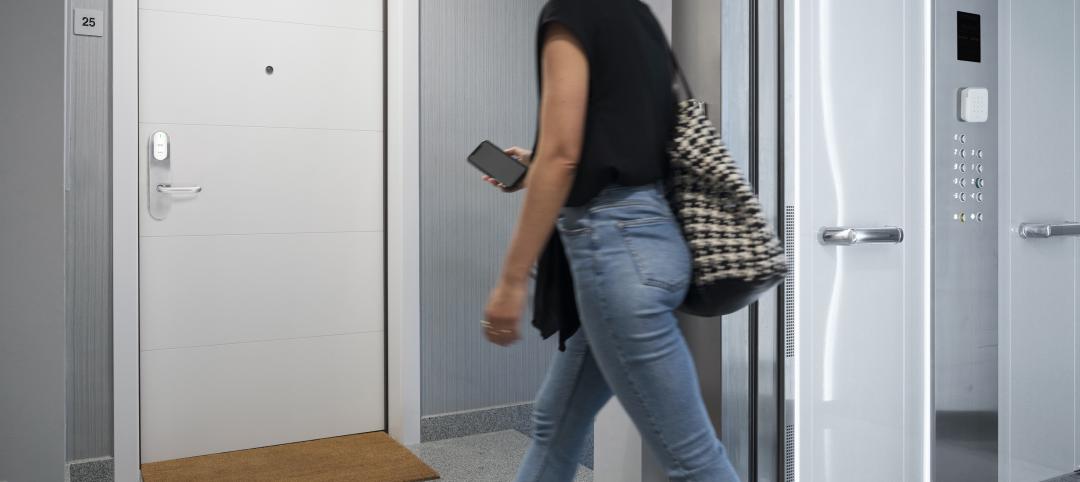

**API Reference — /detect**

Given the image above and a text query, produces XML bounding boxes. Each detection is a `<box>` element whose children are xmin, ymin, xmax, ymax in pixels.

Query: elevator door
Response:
<box><xmin>137</xmin><ymin>0</ymin><xmax>386</xmax><ymax>463</ymax></box>
<box><xmin>794</xmin><ymin>0</ymin><xmax>929</xmax><ymax>480</ymax></box>
<box><xmin>1000</xmin><ymin>1</ymin><xmax>1080</xmax><ymax>480</ymax></box>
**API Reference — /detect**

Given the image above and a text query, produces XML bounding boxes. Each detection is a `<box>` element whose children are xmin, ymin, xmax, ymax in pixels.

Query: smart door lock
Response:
<box><xmin>147</xmin><ymin>131</ymin><xmax>201</xmax><ymax>220</ymax></box>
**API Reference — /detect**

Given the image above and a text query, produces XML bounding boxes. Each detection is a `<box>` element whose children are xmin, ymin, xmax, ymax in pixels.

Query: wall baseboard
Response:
<box><xmin>67</xmin><ymin>457</ymin><xmax>113</xmax><ymax>482</ymax></box>
<box><xmin>1043</xmin><ymin>471</ymin><xmax>1080</xmax><ymax>482</ymax></box>
<box><xmin>420</xmin><ymin>402</ymin><xmax>593</xmax><ymax>469</ymax></box>
<box><xmin>421</xmin><ymin>402</ymin><xmax>533</xmax><ymax>443</ymax></box>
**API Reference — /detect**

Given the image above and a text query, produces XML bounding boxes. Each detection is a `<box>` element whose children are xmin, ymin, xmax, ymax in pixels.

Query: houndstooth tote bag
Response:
<box><xmin>667</xmin><ymin>57</ymin><xmax>788</xmax><ymax>317</ymax></box>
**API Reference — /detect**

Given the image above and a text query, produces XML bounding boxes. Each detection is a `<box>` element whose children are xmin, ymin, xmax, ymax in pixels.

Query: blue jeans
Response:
<box><xmin>515</xmin><ymin>184</ymin><xmax>740</xmax><ymax>482</ymax></box>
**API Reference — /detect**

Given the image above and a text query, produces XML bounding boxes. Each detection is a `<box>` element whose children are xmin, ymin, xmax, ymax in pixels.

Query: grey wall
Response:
<box><xmin>672</xmin><ymin>0</ymin><xmax>723</xmax><ymax>123</ymax></box>
<box><xmin>673</xmin><ymin>1</ymin><xmax>756</xmax><ymax>480</ymax></box>
<box><xmin>0</xmin><ymin>0</ymin><xmax>70</xmax><ymax>479</ymax></box>
<box><xmin>671</xmin><ymin>0</ymin><xmax>727</xmax><ymax>439</ymax></box>
<box><xmin>66</xmin><ymin>0</ymin><xmax>112</xmax><ymax>461</ymax></box>
<box><xmin>419</xmin><ymin>0</ymin><xmax>555</xmax><ymax>416</ymax></box>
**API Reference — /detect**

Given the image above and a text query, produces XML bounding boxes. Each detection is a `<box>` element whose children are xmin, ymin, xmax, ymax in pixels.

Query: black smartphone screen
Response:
<box><xmin>467</xmin><ymin>141</ymin><xmax>528</xmax><ymax>188</ymax></box>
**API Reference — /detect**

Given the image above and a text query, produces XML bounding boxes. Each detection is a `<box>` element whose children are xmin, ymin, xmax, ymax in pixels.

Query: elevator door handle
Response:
<box><xmin>819</xmin><ymin>227</ymin><xmax>904</xmax><ymax>246</ymax></box>
<box><xmin>156</xmin><ymin>184</ymin><xmax>202</xmax><ymax>195</ymax></box>
<box><xmin>1018</xmin><ymin>222</ymin><xmax>1080</xmax><ymax>239</ymax></box>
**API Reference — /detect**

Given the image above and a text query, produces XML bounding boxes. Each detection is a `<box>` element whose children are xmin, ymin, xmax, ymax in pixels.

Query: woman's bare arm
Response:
<box><xmin>482</xmin><ymin>24</ymin><xmax>589</xmax><ymax>345</ymax></box>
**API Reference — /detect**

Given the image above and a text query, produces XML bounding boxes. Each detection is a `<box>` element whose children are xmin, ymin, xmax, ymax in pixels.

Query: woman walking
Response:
<box><xmin>480</xmin><ymin>1</ymin><xmax>741</xmax><ymax>481</ymax></box>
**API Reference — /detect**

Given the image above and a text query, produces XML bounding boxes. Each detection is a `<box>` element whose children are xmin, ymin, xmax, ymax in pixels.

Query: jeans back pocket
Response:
<box><xmin>616</xmin><ymin>217</ymin><xmax>691</xmax><ymax>292</ymax></box>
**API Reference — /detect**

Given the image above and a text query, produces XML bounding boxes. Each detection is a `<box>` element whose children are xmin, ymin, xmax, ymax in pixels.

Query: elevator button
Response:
<box><xmin>977</xmin><ymin>149</ymin><xmax>984</xmax><ymax>158</ymax></box>
<box><xmin>959</xmin><ymin>163</ymin><xmax>967</xmax><ymax>172</ymax></box>
<box><xmin>977</xmin><ymin>213</ymin><xmax>984</xmax><ymax>222</ymax></box>
<box><xmin>974</xmin><ymin>178</ymin><xmax>985</xmax><ymax>189</ymax></box>
<box><xmin>960</xmin><ymin>134</ymin><xmax>967</xmax><ymax>143</ymax></box>
<box><xmin>977</xmin><ymin>164</ymin><xmax>984</xmax><ymax>173</ymax></box>
<box><xmin>960</xmin><ymin>149</ymin><xmax>967</xmax><ymax>158</ymax></box>
<box><xmin>975</xmin><ymin>192</ymin><xmax>984</xmax><ymax>202</ymax></box>
<box><xmin>959</xmin><ymin>193</ymin><xmax>968</xmax><ymax>202</ymax></box>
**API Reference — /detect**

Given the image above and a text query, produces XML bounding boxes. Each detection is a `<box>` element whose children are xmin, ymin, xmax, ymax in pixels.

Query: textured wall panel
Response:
<box><xmin>419</xmin><ymin>0</ymin><xmax>555</xmax><ymax>416</ymax></box>
<box><xmin>66</xmin><ymin>0</ymin><xmax>113</xmax><ymax>461</ymax></box>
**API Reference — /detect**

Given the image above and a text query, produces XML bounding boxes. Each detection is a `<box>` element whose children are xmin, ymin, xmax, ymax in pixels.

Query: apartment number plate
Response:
<box><xmin>73</xmin><ymin>8</ymin><xmax>104</xmax><ymax>37</ymax></box>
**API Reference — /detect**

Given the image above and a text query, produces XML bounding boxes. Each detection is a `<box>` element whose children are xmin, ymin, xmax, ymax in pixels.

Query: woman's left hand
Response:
<box><xmin>482</xmin><ymin>279</ymin><xmax>526</xmax><ymax>346</ymax></box>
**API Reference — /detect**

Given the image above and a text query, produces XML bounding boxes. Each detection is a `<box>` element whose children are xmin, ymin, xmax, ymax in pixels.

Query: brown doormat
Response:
<box><xmin>141</xmin><ymin>432</ymin><xmax>440</xmax><ymax>482</ymax></box>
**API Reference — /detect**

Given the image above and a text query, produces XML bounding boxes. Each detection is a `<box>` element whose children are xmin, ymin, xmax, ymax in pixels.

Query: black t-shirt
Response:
<box><xmin>535</xmin><ymin>0</ymin><xmax>676</xmax><ymax>207</ymax></box>
<box><xmin>532</xmin><ymin>0</ymin><xmax>676</xmax><ymax>349</ymax></box>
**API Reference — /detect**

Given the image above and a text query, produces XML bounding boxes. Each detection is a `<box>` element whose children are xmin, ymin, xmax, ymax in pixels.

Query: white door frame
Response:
<box><xmin>110</xmin><ymin>2</ymin><xmax>422</xmax><ymax>480</ymax></box>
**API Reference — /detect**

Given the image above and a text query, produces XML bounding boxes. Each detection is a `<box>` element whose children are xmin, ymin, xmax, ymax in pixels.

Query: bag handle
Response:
<box><xmin>668</xmin><ymin>44</ymin><xmax>695</xmax><ymax>101</ymax></box>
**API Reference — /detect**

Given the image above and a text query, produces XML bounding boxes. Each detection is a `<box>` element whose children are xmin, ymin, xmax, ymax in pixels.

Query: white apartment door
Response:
<box><xmin>137</xmin><ymin>1</ymin><xmax>386</xmax><ymax>463</ymax></box>
<box><xmin>1000</xmin><ymin>1</ymin><xmax>1080</xmax><ymax>480</ymax></box>
<box><xmin>794</xmin><ymin>0</ymin><xmax>929</xmax><ymax>480</ymax></box>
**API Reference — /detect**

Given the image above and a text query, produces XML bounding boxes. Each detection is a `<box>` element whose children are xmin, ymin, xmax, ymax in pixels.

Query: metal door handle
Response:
<box><xmin>820</xmin><ymin>227</ymin><xmax>904</xmax><ymax>246</ymax></box>
<box><xmin>1018</xmin><ymin>222</ymin><xmax>1080</xmax><ymax>239</ymax></box>
<box><xmin>156</xmin><ymin>184</ymin><xmax>202</xmax><ymax>195</ymax></box>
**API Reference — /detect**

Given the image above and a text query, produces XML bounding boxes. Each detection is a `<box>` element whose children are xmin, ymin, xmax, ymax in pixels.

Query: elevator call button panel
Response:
<box><xmin>933</xmin><ymin>3</ymin><xmax>998</xmax><ymax>481</ymax></box>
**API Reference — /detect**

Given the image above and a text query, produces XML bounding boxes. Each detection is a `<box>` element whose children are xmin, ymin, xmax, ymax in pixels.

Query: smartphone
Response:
<box><xmin>467</xmin><ymin>141</ymin><xmax>528</xmax><ymax>189</ymax></box>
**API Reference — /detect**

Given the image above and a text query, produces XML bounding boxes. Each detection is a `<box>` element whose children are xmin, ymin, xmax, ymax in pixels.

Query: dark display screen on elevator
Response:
<box><xmin>957</xmin><ymin>11</ymin><xmax>981</xmax><ymax>62</ymax></box>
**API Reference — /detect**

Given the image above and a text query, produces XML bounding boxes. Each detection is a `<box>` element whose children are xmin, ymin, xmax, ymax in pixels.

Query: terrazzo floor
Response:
<box><xmin>409</xmin><ymin>430</ymin><xmax>592</xmax><ymax>482</ymax></box>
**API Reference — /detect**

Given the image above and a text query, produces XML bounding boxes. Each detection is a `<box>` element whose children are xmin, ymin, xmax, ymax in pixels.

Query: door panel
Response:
<box><xmin>1001</xmin><ymin>1</ymin><xmax>1079</xmax><ymax>480</ymax></box>
<box><xmin>140</xmin><ymin>232</ymin><xmax>383</xmax><ymax>351</ymax></box>
<box><xmin>139</xmin><ymin>0</ymin><xmax>383</xmax><ymax>31</ymax></box>
<box><xmin>798</xmin><ymin>0</ymin><xmax>921</xmax><ymax>479</ymax></box>
<box><xmin>139</xmin><ymin>9</ymin><xmax>382</xmax><ymax>130</ymax></box>
<box><xmin>138</xmin><ymin>1</ymin><xmax>384</xmax><ymax>463</ymax></box>
<box><xmin>138</xmin><ymin>125</ymin><xmax>383</xmax><ymax>236</ymax></box>
<box><xmin>140</xmin><ymin>332</ymin><xmax>385</xmax><ymax>463</ymax></box>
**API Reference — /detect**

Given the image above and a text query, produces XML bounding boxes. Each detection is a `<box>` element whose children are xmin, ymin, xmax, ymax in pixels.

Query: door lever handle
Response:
<box><xmin>819</xmin><ymin>226</ymin><xmax>904</xmax><ymax>246</ymax></box>
<box><xmin>1018</xmin><ymin>222</ymin><xmax>1080</xmax><ymax>239</ymax></box>
<box><xmin>156</xmin><ymin>184</ymin><xmax>202</xmax><ymax>195</ymax></box>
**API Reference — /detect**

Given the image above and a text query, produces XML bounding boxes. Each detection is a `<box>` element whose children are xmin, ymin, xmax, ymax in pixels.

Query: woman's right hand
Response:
<box><xmin>481</xmin><ymin>146</ymin><xmax>532</xmax><ymax>193</ymax></box>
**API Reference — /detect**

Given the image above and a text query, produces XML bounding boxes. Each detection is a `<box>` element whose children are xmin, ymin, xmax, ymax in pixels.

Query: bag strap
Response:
<box><xmin>668</xmin><ymin>44</ymin><xmax>695</xmax><ymax>101</ymax></box>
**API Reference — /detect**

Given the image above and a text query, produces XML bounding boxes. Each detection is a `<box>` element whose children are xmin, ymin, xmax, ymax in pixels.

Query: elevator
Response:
<box><xmin>597</xmin><ymin>1</ymin><xmax>1080</xmax><ymax>481</ymax></box>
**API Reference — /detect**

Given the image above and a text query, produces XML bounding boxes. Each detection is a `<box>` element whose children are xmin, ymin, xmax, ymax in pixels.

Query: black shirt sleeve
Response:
<box><xmin>537</xmin><ymin>0</ymin><xmax>595</xmax><ymax>60</ymax></box>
